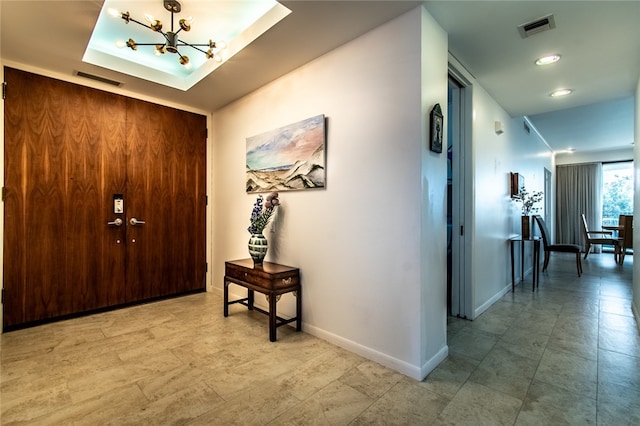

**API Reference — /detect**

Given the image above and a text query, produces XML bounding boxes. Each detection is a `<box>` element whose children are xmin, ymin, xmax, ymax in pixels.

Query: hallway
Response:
<box><xmin>1</xmin><ymin>253</ymin><xmax>638</xmax><ymax>424</ymax></box>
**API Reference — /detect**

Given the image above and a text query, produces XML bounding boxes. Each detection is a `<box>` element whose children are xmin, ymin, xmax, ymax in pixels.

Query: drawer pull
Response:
<box><xmin>282</xmin><ymin>277</ymin><xmax>292</xmax><ymax>285</ymax></box>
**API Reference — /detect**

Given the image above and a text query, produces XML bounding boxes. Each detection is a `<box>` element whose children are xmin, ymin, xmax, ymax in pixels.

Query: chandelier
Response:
<box><xmin>110</xmin><ymin>0</ymin><xmax>227</xmax><ymax>67</ymax></box>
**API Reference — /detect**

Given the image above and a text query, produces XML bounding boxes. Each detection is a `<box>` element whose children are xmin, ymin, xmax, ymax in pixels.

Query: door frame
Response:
<box><xmin>448</xmin><ymin>66</ymin><xmax>473</xmax><ymax>320</ymax></box>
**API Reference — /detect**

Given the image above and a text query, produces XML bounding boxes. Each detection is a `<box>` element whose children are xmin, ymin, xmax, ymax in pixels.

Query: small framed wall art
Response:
<box><xmin>429</xmin><ymin>103</ymin><xmax>443</xmax><ymax>153</ymax></box>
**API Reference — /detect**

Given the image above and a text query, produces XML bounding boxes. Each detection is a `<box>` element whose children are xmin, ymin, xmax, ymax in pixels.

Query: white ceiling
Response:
<box><xmin>1</xmin><ymin>1</ymin><xmax>638</xmax><ymax>154</ymax></box>
<box><xmin>424</xmin><ymin>1</ymin><xmax>639</xmax><ymax>154</ymax></box>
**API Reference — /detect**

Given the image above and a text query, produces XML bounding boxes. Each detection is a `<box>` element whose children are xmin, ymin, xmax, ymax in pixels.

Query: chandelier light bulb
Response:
<box><xmin>179</xmin><ymin>17</ymin><xmax>193</xmax><ymax>31</ymax></box>
<box><xmin>115</xmin><ymin>39</ymin><xmax>126</xmax><ymax>48</ymax></box>
<box><xmin>107</xmin><ymin>8</ymin><xmax>120</xmax><ymax>18</ymax></box>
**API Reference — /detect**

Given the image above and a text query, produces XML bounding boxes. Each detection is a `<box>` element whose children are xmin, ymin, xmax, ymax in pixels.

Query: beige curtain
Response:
<box><xmin>556</xmin><ymin>163</ymin><xmax>602</xmax><ymax>250</ymax></box>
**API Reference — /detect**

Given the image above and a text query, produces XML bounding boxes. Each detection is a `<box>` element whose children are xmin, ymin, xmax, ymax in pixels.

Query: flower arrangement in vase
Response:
<box><xmin>512</xmin><ymin>187</ymin><xmax>543</xmax><ymax>239</ymax></box>
<box><xmin>247</xmin><ymin>192</ymin><xmax>280</xmax><ymax>264</ymax></box>
<box><xmin>512</xmin><ymin>187</ymin><xmax>543</xmax><ymax>216</ymax></box>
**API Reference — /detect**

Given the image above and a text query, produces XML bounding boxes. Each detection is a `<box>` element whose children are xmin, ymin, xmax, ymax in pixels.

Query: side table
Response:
<box><xmin>509</xmin><ymin>236</ymin><xmax>541</xmax><ymax>292</ymax></box>
<box><xmin>224</xmin><ymin>259</ymin><xmax>301</xmax><ymax>342</ymax></box>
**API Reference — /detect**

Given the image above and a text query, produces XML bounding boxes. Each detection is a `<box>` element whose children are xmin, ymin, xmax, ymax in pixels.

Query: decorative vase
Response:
<box><xmin>521</xmin><ymin>215</ymin><xmax>531</xmax><ymax>239</ymax></box>
<box><xmin>248</xmin><ymin>233</ymin><xmax>268</xmax><ymax>264</ymax></box>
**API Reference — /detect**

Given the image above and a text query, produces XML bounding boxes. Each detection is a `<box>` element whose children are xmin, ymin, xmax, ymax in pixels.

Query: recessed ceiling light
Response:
<box><xmin>550</xmin><ymin>89</ymin><xmax>572</xmax><ymax>97</ymax></box>
<box><xmin>535</xmin><ymin>54</ymin><xmax>561</xmax><ymax>65</ymax></box>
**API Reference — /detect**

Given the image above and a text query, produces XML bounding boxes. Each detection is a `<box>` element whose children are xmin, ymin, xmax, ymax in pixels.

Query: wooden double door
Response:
<box><xmin>3</xmin><ymin>68</ymin><xmax>207</xmax><ymax>329</ymax></box>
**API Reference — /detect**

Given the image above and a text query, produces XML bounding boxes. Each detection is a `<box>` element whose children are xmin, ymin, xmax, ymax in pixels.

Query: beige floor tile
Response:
<box><xmin>515</xmin><ymin>380</ymin><xmax>596</xmax><ymax>425</ymax></box>
<box><xmin>597</xmin><ymin>380</ymin><xmax>640</xmax><ymax>425</ymax></box>
<box><xmin>272</xmin><ymin>380</ymin><xmax>374</xmax><ymax>425</ymax></box>
<box><xmin>192</xmin><ymin>379</ymin><xmax>302</xmax><ymax>425</ymax></box>
<box><xmin>337</xmin><ymin>360</ymin><xmax>405</xmax><ymax>399</ymax></box>
<box><xmin>598</xmin><ymin>349</ymin><xmax>640</xmax><ymax>391</ymax></box>
<box><xmin>496</xmin><ymin>328</ymin><xmax>549</xmax><ymax>362</ymax></box>
<box><xmin>447</xmin><ymin>328</ymin><xmax>499</xmax><ymax>361</ymax></box>
<box><xmin>431</xmin><ymin>381</ymin><xmax>521</xmax><ymax>426</ymax></box>
<box><xmin>419</xmin><ymin>352</ymin><xmax>480</xmax><ymax>399</ymax></box>
<box><xmin>535</xmin><ymin>347</ymin><xmax>598</xmax><ymax>399</ymax></box>
<box><xmin>468</xmin><ymin>344</ymin><xmax>538</xmax><ymax>400</ymax></box>
<box><xmin>598</xmin><ymin>326</ymin><xmax>640</xmax><ymax>358</ymax></box>
<box><xmin>270</xmin><ymin>348</ymin><xmax>364</xmax><ymax>401</ymax></box>
<box><xmin>36</xmin><ymin>384</ymin><xmax>149</xmax><ymax>425</ymax></box>
<box><xmin>352</xmin><ymin>380</ymin><xmax>449</xmax><ymax>425</ymax></box>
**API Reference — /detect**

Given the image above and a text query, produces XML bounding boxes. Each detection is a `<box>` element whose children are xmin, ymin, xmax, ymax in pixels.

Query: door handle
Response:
<box><xmin>107</xmin><ymin>218</ymin><xmax>123</xmax><ymax>227</ymax></box>
<box><xmin>130</xmin><ymin>217</ymin><xmax>146</xmax><ymax>226</ymax></box>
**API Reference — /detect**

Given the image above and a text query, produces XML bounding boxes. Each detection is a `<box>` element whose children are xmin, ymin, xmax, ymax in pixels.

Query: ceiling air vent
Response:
<box><xmin>75</xmin><ymin>71</ymin><xmax>122</xmax><ymax>87</ymax></box>
<box><xmin>517</xmin><ymin>14</ymin><xmax>556</xmax><ymax>39</ymax></box>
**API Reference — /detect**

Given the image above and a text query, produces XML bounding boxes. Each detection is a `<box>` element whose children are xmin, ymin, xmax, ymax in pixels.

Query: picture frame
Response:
<box><xmin>510</xmin><ymin>172</ymin><xmax>525</xmax><ymax>197</ymax></box>
<box><xmin>429</xmin><ymin>103</ymin><xmax>443</xmax><ymax>153</ymax></box>
<box><xmin>246</xmin><ymin>114</ymin><xmax>326</xmax><ymax>193</ymax></box>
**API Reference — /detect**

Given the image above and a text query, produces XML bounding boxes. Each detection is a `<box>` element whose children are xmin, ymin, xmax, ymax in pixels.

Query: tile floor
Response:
<box><xmin>1</xmin><ymin>253</ymin><xmax>638</xmax><ymax>425</ymax></box>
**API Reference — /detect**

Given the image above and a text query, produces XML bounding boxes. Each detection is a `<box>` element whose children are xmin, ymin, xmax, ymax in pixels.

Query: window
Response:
<box><xmin>602</xmin><ymin>161</ymin><xmax>633</xmax><ymax>226</ymax></box>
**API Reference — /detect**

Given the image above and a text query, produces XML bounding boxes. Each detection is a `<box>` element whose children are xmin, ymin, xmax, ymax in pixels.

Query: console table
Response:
<box><xmin>509</xmin><ymin>236</ymin><xmax>541</xmax><ymax>292</ymax></box>
<box><xmin>224</xmin><ymin>259</ymin><xmax>301</xmax><ymax>342</ymax></box>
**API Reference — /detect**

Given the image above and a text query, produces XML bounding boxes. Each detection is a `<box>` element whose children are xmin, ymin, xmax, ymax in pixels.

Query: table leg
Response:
<box><xmin>510</xmin><ymin>240</ymin><xmax>515</xmax><ymax>292</ymax></box>
<box><xmin>223</xmin><ymin>280</ymin><xmax>229</xmax><ymax>317</ymax></box>
<box><xmin>520</xmin><ymin>240</ymin><xmax>525</xmax><ymax>282</ymax></box>
<box><xmin>533</xmin><ymin>240</ymin><xmax>540</xmax><ymax>288</ymax></box>
<box><xmin>531</xmin><ymin>240</ymin><xmax>537</xmax><ymax>291</ymax></box>
<box><xmin>248</xmin><ymin>289</ymin><xmax>254</xmax><ymax>310</ymax></box>
<box><xmin>269</xmin><ymin>292</ymin><xmax>277</xmax><ymax>342</ymax></box>
<box><xmin>296</xmin><ymin>286</ymin><xmax>302</xmax><ymax>332</ymax></box>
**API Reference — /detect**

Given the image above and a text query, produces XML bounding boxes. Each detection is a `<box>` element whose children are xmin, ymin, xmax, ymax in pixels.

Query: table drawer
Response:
<box><xmin>225</xmin><ymin>263</ymin><xmax>299</xmax><ymax>290</ymax></box>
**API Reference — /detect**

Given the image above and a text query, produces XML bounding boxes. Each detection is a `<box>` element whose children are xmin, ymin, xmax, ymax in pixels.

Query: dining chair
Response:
<box><xmin>533</xmin><ymin>215</ymin><xmax>582</xmax><ymax>276</ymax></box>
<box><xmin>617</xmin><ymin>214</ymin><xmax>633</xmax><ymax>264</ymax></box>
<box><xmin>580</xmin><ymin>213</ymin><xmax>618</xmax><ymax>260</ymax></box>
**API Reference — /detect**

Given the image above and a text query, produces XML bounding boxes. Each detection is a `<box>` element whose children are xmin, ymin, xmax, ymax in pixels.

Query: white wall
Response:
<box><xmin>419</xmin><ymin>7</ymin><xmax>449</xmax><ymax>378</ymax></box>
<box><xmin>212</xmin><ymin>6</ymin><xmax>448</xmax><ymax>379</ymax></box>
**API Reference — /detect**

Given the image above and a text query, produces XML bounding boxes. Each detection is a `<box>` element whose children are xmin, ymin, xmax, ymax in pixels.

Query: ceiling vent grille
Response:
<box><xmin>517</xmin><ymin>14</ymin><xmax>556</xmax><ymax>38</ymax></box>
<box><xmin>75</xmin><ymin>71</ymin><xmax>122</xmax><ymax>87</ymax></box>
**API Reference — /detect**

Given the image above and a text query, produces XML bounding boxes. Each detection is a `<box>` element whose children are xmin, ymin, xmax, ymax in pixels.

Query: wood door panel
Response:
<box><xmin>3</xmin><ymin>68</ymin><xmax>127</xmax><ymax>327</ymax></box>
<box><xmin>125</xmin><ymin>99</ymin><xmax>207</xmax><ymax>302</ymax></box>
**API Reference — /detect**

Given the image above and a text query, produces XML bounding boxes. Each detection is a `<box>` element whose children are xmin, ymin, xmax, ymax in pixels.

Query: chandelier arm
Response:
<box><xmin>177</xmin><ymin>41</ymin><xmax>210</xmax><ymax>55</ymax></box>
<box><xmin>127</xmin><ymin>17</ymin><xmax>158</xmax><ymax>30</ymax></box>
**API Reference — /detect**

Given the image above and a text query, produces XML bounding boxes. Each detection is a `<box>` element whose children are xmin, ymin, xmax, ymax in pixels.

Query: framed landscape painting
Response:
<box><xmin>246</xmin><ymin>114</ymin><xmax>326</xmax><ymax>193</ymax></box>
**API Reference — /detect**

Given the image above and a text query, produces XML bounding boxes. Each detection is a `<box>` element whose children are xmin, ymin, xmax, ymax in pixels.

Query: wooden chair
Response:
<box><xmin>580</xmin><ymin>213</ymin><xmax>618</xmax><ymax>260</ymax></box>
<box><xmin>533</xmin><ymin>215</ymin><xmax>582</xmax><ymax>276</ymax></box>
<box><xmin>617</xmin><ymin>215</ymin><xmax>633</xmax><ymax>264</ymax></box>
